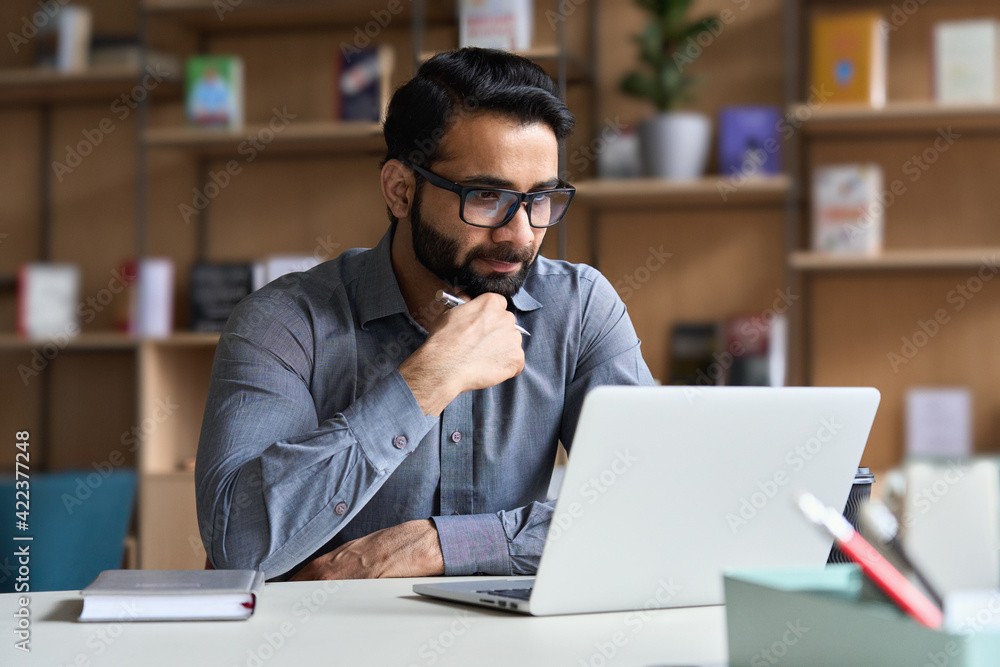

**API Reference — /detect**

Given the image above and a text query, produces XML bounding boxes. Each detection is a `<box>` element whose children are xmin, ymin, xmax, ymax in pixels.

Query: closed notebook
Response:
<box><xmin>79</xmin><ymin>569</ymin><xmax>264</xmax><ymax>622</ymax></box>
<box><xmin>811</xmin><ymin>11</ymin><xmax>887</xmax><ymax>106</ymax></box>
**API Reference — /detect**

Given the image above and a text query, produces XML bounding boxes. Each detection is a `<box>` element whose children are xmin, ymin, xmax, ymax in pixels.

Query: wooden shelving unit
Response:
<box><xmin>791</xmin><ymin>249</ymin><xmax>1000</xmax><ymax>272</ymax></box>
<box><xmin>575</xmin><ymin>176</ymin><xmax>790</xmax><ymax>208</ymax></box>
<box><xmin>0</xmin><ymin>66</ymin><xmax>180</xmax><ymax>104</ymax></box>
<box><xmin>790</xmin><ymin>0</ymin><xmax>1000</xmax><ymax>470</ymax></box>
<box><xmin>144</xmin><ymin>121</ymin><xmax>385</xmax><ymax>155</ymax></box>
<box><xmin>142</xmin><ymin>0</ymin><xmax>455</xmax><ymax>31</ymax></box>
<box><xmin>790</xmin><ymin>101</ymin><xmax>1000</xmax><ymax>135</ymax></box>
<box><xmin>0</xmin><ymin>332</ymin><xmax>139</xmax><ymax>351</ymax></box>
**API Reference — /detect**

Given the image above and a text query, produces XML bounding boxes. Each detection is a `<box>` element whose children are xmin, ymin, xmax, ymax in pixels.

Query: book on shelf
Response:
<box><xmin>810</xmin><ymin>11</ymin><xmax>887</xmax><ymax>106</ymax></box>
<box><xmin>459</xmin><ymin>0</ymin><xmax>534</xmax><ymax>50</ymax></box>
<box><xmin>934</xmin><ymin>20</ymin><xmax>1000</xmax><ymax>103</ymax></box>
<box><xmin>79</xmin><ymin>569</ymin><xmax>264</xmax><ymax>622</ymax></box>
<box><xmin>34</xmin><ymin>5</ymin><xmax>92</xmax><ymax>71</ymax></box>
<box><xmin>190</xmin><ymin>262</ymin><xmax>254</xmax><ymax>333</ymax></box>
<box><xmin>717</xmin><ymin>106</ymin><xmax>783</xmax><ymax>178</ymax></box>
<box><xmin>17</xmin><ymin>263</ymin><xmax>81</xmax><ymax>340</ymax></box>
<box><xmin>124</xmin><ymin>258</ymin><xmax>175</xmax><ymax>338</ymax></box>
<box><xmin>668</xmin><ymin>316</ymin><xmax>787</xmax><ymax>387</ymax></box>
<box><xmin>723</xmin><ymin>313</ymin><xmax>787</xmax><ymax>387</ymax></box>
<box><xmin>811</xmin><ymin>163</ymin><xmax>884</xmax><ymax>255</ymax></box>
<box><xmin>186</xmin><ymin>55</ymin><xmax>244</xmax><ymax>130</ymax></box>
<box><xmin>252</xmin><ymin>255</ymin><xmax>322</xmax><ymax>292</ymax></box>
<box><xmin>667</xmin><ymin>322</ymin><xmax>721</xmax><ymax>386</ymax></box>
<box><xmin>336</xmin><ymin>44</ymin><xmax>395</xmax><ymax>122</ymax></box>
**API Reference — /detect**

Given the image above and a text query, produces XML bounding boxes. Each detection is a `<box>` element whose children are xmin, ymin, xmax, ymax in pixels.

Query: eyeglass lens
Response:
<box><xmin>463</xmin><ymin>189</ymin><xmax>572</xmax><ymax>228</ymax></box>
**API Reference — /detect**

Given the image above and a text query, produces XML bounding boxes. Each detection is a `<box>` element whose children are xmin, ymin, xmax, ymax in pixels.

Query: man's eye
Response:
<box><xmin>473</xmin><ymin>190</ymin><xmax>500</xmax><ymax>201</ymax></box>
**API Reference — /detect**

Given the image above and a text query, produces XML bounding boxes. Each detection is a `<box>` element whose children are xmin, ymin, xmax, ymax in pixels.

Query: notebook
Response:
<box><xmin>79</xmin><ymin>569</ymin><xmax>264</xmax><ymax>622</ymax></box>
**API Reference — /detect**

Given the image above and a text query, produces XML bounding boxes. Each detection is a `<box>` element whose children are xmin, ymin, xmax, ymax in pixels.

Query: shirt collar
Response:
<box><xmin>509</xmin><ymin>281</ymin><xmax>542</xmax><ymax>312</ymax></box>
<box><xmin>356</xmin><ymin>224</ymin><xmax>410</xmax><ymax>329</ymax></box>
<box><xmin>356</xmin><ymin>223</ymin><xmax>543</xmax><ymax>328</ymax></box>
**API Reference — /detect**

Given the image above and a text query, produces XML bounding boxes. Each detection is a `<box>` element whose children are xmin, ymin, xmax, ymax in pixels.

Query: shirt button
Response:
<box><xmin>334</xmin><ymin>502</ymin><xmax>348</xmax><ymax>515</ymax></box>
<box><xmin>393</xmin><ymin>435</ymin><xmax>407</xmax><ymax>449</ymax></box>
<box><xmin>450</xmin><ymin>430</ymin><xmax>462</xmax><ymax>443</ymax></box>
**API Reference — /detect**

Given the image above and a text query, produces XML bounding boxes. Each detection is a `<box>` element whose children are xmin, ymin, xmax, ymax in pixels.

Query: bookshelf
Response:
<box><xmin>2</xmin><ymin>0</ymin><xmax>791</xmax><ymax>572</ymax></box>
<box><xmin>789</xmin><ymin>0</ymin><xmax>1000</xmax><ymax>470</ymax></box>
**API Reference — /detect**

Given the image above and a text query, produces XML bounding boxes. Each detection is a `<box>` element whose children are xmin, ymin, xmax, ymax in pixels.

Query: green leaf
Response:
<box><xmin>638</xmin><ymin>22</ymin><xmax>664</xmax><ymax>66</ymax></box>
<box><xmin>620</xmin><ymin>72</ymin><xmax>660</xmax><ymax>102</ymax></box>
<box><xmin>625</xmin><ymin>0</ymin><xmax>719</xmax><ymax>110</ymax></box>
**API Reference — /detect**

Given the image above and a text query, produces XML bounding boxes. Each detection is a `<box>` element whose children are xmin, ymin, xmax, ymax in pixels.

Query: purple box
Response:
<box><xmin>718</xmin><ymin>106</ymin><xmax>783</xmax><ymax>177</ymax></box>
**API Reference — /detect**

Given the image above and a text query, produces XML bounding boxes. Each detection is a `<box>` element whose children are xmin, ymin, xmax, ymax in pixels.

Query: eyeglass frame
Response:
<box><xmin>401</xmin><ymin>160</ymin><xmax>576</xmax><ymax>229</ymax></box>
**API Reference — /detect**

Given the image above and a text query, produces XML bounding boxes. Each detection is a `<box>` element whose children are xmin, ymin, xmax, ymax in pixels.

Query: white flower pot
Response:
<box><xmin>639</xmin><ymin>112</ymin><xmax>712</xmax><ymax>180</ymax></box>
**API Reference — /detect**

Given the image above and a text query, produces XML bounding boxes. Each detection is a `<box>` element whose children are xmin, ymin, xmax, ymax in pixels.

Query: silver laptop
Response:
<box><xmin>413</xmin><ymin>385</ymin><xmax>880</xmax><ymax>615</ymax></box>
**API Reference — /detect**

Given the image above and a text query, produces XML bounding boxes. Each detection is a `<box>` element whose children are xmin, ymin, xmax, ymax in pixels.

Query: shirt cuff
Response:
<box><xmin>432</xmin><ymin>513</ymin><xmax>511</xmax><ymax>576</ymax></box>
<box><xmin>341</xmin><ymin>370</ymin><xmax>437</xmax><ymax>472</ymax></box>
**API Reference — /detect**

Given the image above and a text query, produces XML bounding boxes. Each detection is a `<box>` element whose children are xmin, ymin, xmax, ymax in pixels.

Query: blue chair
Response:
<box><xmin>0</xmin><ymin>469</ymin><xmax>137</xmax><ymax>592</ymax></box>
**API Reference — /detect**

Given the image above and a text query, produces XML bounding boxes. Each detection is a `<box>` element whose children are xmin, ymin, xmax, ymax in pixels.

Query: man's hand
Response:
<box><xmin>289</xmin><ymin>519</ymin><xmax>445</xmax><ymax>581</ymax></box>
<box><xmin>401</xmin><ymin>293</ymin><xmax>525</xmax><ymax>415</ymax></box>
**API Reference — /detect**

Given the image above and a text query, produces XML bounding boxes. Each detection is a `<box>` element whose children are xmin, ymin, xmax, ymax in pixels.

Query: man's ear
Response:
<box><xmin>381</xmin><ymin>159</ymin><xmax>415</xmax><ymax>220</ymax></box>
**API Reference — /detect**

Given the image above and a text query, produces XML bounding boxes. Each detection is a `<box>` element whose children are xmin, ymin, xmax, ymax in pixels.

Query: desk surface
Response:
<box><xmin>0</xmin><ymin>576</ymin><xmax>728</xmax><ymax>666</ymax></box>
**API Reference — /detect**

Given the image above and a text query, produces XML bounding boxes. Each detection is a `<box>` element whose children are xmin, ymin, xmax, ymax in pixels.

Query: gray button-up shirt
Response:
<box><xmin>196</xmin><ymin>224</ymin><xmax>654</xmax><ymax>579</ymax></box>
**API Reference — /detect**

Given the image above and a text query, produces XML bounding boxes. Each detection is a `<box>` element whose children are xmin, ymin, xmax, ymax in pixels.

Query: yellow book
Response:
<box><xmin>811</xmin><ymin>11</ymin><xmax>887</xmax><ymax>106</ymax></box>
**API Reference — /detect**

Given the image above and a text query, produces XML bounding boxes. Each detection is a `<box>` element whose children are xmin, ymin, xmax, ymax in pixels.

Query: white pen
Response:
<box><xmin>435</xmin><ymin>290</ymin><xmax>531</xmax><ymax>336</ymax></box>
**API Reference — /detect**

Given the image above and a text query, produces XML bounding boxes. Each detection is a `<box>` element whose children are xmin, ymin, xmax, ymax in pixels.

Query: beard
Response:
<box><xmin>409</xmin><ymin>190</ymin><xmax>537</xmax><ymax>298</ymax></box>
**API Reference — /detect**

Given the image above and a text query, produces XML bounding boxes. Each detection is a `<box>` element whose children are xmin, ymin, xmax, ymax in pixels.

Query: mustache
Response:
<box><xmin>469</xmin><ymin>245</ymin><xmax>535</xmax><ymax>264</ymax></box>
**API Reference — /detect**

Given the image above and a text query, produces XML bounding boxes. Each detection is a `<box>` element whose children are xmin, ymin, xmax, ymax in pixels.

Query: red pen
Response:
<box><xmin>797</xmin><ymin>492</ymin><xmax>943</xmax><ymax>629</ymax></box>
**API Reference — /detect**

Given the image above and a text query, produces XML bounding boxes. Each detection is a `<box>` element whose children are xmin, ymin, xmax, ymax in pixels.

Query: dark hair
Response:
<box><xmin>382</xmin><ymin>47</ymin><xmax>575</xmax><ymax>171</ymax></box>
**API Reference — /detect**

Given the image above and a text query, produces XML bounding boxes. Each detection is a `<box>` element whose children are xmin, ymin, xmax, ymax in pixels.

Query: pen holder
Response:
<box><xmin>724</xmin><ymin>565</ymin><xmax>1000</xmax><ymax>667</ymax></box>
<box><xmin>827</xmin><ymin>467</ymin><xmax>874</xmax><ymax>564</ymax></box>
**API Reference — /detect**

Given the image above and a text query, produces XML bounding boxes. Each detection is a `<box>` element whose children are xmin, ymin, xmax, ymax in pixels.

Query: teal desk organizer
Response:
<box><xmin>725</xmin><ymin>564</ymin><xmax>1000</xmax><ymax>666</ymax></box>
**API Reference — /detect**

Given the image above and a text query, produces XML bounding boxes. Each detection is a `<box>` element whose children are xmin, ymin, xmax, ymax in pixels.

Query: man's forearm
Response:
<box><xmin>198</xmin><ymin>354</ymin><xmax>438</xmax><ymax>579</ymax></box>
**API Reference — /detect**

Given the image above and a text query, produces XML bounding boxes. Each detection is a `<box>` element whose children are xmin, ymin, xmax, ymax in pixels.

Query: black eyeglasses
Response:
<box><xmin>403</xmin><ymin>161</ymin><xmax>576</xmax><ymax>229</ymax></box>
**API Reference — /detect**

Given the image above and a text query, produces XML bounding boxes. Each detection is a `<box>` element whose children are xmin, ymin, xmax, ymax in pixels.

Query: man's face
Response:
<box><xmin>408</xmin><ymin>112</ymin><xmax>559</xmax><ymax>298</ymax></box>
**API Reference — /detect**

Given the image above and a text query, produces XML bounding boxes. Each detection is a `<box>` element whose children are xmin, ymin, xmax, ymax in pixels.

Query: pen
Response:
<box><xmin>858</xmin><ymin>500</ymin><xmax>946</xmax><ymax>610</ymax></box>
<box><xmin>796</xmin><ymin>492</ymin><xmax>943</xmax><ymax>629</ymax></box>
<box><xmin>435</xmin><ymin>290</ymin><xmax>531</xmax><ymax>336</ymax></box>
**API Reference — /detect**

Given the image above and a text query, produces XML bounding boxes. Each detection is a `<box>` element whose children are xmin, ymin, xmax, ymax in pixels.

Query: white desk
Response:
<box><xmin>0</xmin><ymin>576</ymin><xmax>728</xmax><ymax>666</ymax></box>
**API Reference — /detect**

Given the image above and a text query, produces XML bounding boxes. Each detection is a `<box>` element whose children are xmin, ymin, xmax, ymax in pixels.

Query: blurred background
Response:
<box><xmin>1</xmin><ymin>0</ymin><xmax>998</xmax><ymax>580</ymax></box>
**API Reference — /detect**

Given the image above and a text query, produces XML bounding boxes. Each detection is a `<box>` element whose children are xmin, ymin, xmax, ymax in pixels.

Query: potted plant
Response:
<box><xmin>621</xmin><ymin>0</ymin><xmax>720</xmax><ymax>180</ymax></box>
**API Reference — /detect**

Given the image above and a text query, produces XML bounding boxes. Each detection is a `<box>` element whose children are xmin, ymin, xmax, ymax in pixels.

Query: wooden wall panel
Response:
<box><xmin>50</xmin><ymin>104</ymin><xmax>137</xmax><ymax>331</ymax></box>
<box><xmin>139</xmin><ymin>473</ymin><xmax>204</xmax><ymax>569</ymax></box>
<box><xmin>810</xmin><ymin>272</ymin><xmax>1000</xmax><ymax>469</ymax></box>
<box><xmin>48</xmin><ymin>351</ymin><xmax>137</xmax><ymax>469</ymax></box>
<box><xmin>596</xmin><ymin>206</ymin><xmax>788</xmax><ymax>382</ymax></box>
<box><xmin>0</xmin><ymin>111</ymin><xmax>41</xmax><ymax>331</ymax></box>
